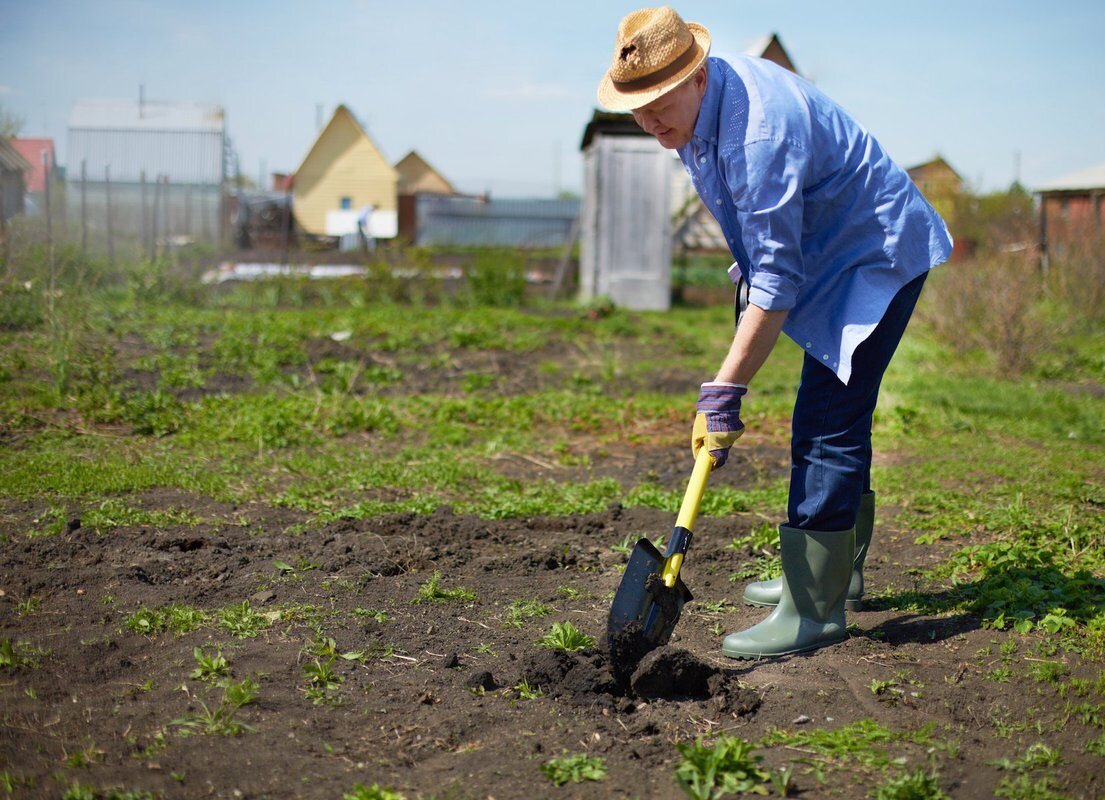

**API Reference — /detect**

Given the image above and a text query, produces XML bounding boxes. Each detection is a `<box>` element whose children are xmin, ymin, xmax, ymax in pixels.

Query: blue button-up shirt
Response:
<box><xmin>678</xmin><ymin>57</ymin><xmax>953</xmax><ymax>384</ymax></box>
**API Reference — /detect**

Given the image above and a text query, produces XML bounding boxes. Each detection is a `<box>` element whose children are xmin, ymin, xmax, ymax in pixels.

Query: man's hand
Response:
<box><xmin>692</xmin><ymin>382</ymin><xmax>747</xmax><ymax>469</ymax></box>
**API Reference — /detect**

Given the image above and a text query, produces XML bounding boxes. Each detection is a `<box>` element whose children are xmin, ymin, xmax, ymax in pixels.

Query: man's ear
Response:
<box><xmin>694</xmin><ymin>65</ymin><xmax>708</xmax><ymax>96</ymax></box>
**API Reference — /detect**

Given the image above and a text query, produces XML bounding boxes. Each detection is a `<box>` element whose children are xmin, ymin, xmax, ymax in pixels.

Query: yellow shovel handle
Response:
<box><xmin>675</xmin><ymin>447</ymin><xmax>713</xmax><ymax>532</ymax></box>
<box><xmin>661</xmin><ymin>448</ymin><xmax>713</xmax><ymax>587</ymax></box>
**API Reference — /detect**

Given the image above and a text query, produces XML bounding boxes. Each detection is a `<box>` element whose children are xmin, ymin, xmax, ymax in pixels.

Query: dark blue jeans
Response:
<box><xmin>788</xmin><ymin>272</ymin><xmax>928</xmax><ymax>532</ymax></box>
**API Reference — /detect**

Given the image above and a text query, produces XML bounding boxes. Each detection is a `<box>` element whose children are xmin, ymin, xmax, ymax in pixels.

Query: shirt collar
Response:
<box><xmin>691</xmin><ymin>57</ymin><xmax>723</xmax><ymax>147</ymax></box>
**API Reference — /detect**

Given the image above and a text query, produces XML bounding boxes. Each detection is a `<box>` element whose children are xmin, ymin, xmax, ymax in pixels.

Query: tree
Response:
<box><xmin>0</xmin><ymin>103</ymin><xmax>24</xmax><ymax>139</ymax></box>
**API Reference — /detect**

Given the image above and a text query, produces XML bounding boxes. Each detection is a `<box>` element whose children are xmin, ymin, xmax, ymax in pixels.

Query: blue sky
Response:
<box><xmin>3</xmin><ymin>1</ymin><xmax>1102</xmax><ymax>196</ymax></box>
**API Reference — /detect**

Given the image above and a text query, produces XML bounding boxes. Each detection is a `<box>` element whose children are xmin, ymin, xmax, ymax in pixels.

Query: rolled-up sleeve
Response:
<box><xmin>726</xmin><ymin>138</ymin><xmax>809</xmax><ymax>311</ymax></box>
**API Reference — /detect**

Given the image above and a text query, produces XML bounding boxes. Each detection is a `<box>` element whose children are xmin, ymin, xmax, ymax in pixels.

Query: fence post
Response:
<box><xmin>105</xmin><ymin>165</ymin><xmax>115</xmax><ymax>267</ymax></box>
<box><xmin>80</xmin><ymin>159</ymin><xmax>88</xmax><ymax>255</ymax></box>
<box><xmin>140</xmin><ymin>170</ymin><xmax>149</xmax><ymax>259</ymax></box>
<box><xmin>150</xmin><ymin>174</ymin><xmax>162</xmax><ymax>260</ymax></box>
<box><xmin>42</xmin><ymin>150</ymin><xmax>53</xmax><ymax>249</ymax></box>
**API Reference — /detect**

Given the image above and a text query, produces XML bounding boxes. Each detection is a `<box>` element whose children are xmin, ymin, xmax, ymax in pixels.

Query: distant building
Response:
<box><xmin>395</xmin><ymin>151</ymin><xmax>455</xmax><ymax>196</ymax></box>
<box><xmin>9</xmin><ymin>138</ymin><xmax>57</xmax><ymax>215</ymax></box>
<box><xmin>292</xmin><ymin>105</ymin><xmax>398</xmax><ymax>240</ymax></box>
<box><xmin>0</xmin><ymin>139</ymin><xmax>33</xmax><ymax>221</ymax></box>
<box><xmin>1036</xmin><ymin>161</ymin><xmax>1105</xmax><ymax>263</ymax></box>
<box><xmin>67</xmin><ymin>96</ymin><xmax>227</xmax><ymax>246</ymax></box>
<box><xmin>907</xmin><ymin>156</ymin><xmax>964</xmax><ymax>222</ymax></box>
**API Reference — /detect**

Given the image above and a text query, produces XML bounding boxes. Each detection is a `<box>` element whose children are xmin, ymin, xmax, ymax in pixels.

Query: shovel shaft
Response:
<box><xmin>675</xmin><ymin>448</ymin><xmax>713</xmax><ymax>531</ymax></box>
<box><xmin>661</xmin><ymin>448</ymin><xmax>713</xmax><ymax>587</ymax></box>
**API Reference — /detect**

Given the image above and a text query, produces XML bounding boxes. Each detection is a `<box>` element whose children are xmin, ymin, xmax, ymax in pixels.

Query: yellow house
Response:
<box><xmin>293</xmin><ymin>105</ymin><xmax>398</xmax><ymax>236</ymax></box>
<box><xmin>395</xmin><ymin>150</ymin><xmax>455</xmax><ymax>196</ymax></box>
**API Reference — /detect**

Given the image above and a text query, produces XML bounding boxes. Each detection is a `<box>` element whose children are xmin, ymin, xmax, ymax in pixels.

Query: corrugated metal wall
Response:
<box><xmin>414</xmin><ymin>195</ymin><xmax>579</xmax><ymax>248</ymax></box>
<box><xmin>67</xmin><ymin>129</ymin><xmax>225</xmax><ymax>186</ymax></box>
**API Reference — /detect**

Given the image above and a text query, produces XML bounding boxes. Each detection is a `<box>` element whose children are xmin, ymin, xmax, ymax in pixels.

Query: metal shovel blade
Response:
<box><xmin>608</xmin><ymin>537</ymin><xmax>693</xmax><ymax>648</ymax></box>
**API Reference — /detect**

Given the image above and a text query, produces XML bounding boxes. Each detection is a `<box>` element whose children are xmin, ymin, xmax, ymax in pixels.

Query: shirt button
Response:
<box><xmin>699</xmin><ymin>156</ymin><xmax>706</xmax><ymax>164</ymax></box>
<box><xmin>805</xmin><ymin>342</ymin><xmax>812</xmax><ymax>348</ymax></box>
<box><xmin>822</xmin><ymin>354</ymin><xmax>829</xmax><ymax>360</ymax></box>
<box><xmin>715</xmin><ymin>198</ymin><xmax>722</xmax><ymax>204</ymax></box>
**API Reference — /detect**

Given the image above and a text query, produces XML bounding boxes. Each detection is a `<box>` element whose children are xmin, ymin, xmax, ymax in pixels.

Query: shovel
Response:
<box><xmin>608</xmin><ymin>447</ymin><xmax>712</xmax><ymax>657</ymax></box>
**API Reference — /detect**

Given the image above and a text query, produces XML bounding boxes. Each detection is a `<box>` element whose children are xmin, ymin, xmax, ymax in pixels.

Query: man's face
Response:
<box><xmin>631</xmin><ymin>68</ymin><xmax>707</xmax><ymax>150</ymax></box>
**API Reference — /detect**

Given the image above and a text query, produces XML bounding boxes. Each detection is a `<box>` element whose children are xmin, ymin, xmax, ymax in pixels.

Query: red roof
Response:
<box><xmin>10</xmin><ymin>139</ymin><xmax>56</xmax><ymax>193</ymax></box>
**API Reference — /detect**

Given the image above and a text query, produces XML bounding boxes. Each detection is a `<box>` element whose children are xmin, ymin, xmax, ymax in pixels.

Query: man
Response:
<box><xmin>597</xmin><ymin>8</ymin><xmax>952</xmax><ymax>658</ymax></box>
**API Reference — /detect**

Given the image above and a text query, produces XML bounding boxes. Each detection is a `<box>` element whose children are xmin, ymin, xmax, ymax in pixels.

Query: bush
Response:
<box><xmin>919</xmin><ymin>251</ymin><xmax>1046</xmax><ymax>373</ymax></box>
<box><xmin>1048</xmin><ymin>235</ymin><xmax>1105</xmax><ymax>323</ymax></box>
<box><xmin>465</xmin><ymin>249</ymin><xmax>527</xmax><ymax>307</ymax></box>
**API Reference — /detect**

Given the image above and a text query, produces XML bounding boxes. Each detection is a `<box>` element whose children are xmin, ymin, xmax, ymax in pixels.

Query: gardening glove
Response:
<box><xmin>692</xmin><ymin>382</ymin><xmax>747</xmax><ymax>469</ymax></box>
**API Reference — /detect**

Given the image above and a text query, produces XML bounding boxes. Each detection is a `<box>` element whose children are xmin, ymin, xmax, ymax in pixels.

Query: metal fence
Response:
<box><xmin>413</xmin><ymin>194</ymin><xmax>580</xmax><ymax>249</ymax></box>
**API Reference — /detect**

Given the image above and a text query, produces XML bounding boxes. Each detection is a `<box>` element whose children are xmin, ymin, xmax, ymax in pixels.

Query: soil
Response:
<box><xmin>2</xmin><ymin>340</ymin><xmax>1103</xmax><ymax>798</ymax></box>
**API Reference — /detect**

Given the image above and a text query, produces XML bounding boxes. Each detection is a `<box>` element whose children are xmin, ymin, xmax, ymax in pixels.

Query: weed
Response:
<box><xmin>539</xmin><ymin>753</ymin><xmax>607</xmax><ymax>787</ymax></box>
<box><xmin>538</xmin><ymin>621</ymin><xmax>594</xmax><ymax>653</ymax></box>
<box><xmin>993</xmin><ymin>774</ymin><xmax>1071</xmax><ymax>800</ymax></box>
<box><xmin>760</xmin><ymin>719</ymin><xmax>942</xmax><ymax>770</ymax></box>
<box><xmin>217</xmin><ymin>601</ymin><xmax>269</xmax><ymax>638</ymax></box>
<box><xmin>990</xmin><ymin>742</ymin><xmax>1063</xmax><ymax>772</ymax></box>
<box><xmin>674</xmin><ymin>735</ymin><xmax>771</xmax><ymax>799</ymax></box>
<box><xmin>171</xmin><ymin>698</ymin><xmax>254</xmax><ymax>737</ymax></box>
<box><xmin>350</xmin><ymin>608</ymin><xmax>390</xmax><ymax>623</ymax></box>
<box><xmin>190</xmin><ymin>646</ymin><xmax>230</xmax><ymax>683</ymax></box>
<box><xmin>223</xmin><ymin>676</ymin><xmax>260</xmax><ymax>707</ymax></box>
<box><xmin>125</xmin><ymin>603</ymin><xmax>206</xmax><ymax>636</ymax></box>
<box><xmin>555</xmin><ymin>584</ymin><xmax>582</xmax><ymax>600</ymax></box>
<box><xmin>513</xmin><ymin>680</ymin><xmax>544</xmax><ymax>701</ymax></box>
<box><xmin>16</xmin><ymin>595</ymin><xmax>41</xmax><ymax>615</ymax></box>
<box><xmin>1085</xmin><ymin>733</ymin><xmax>1105</xmax><ymax>756</ymax></box>
<box><xmin>0</xmin><ymin>638</ymin><xmax>47</xmax><ymax>669</ymax></box>
<box><xmin>303</xmin><ymin>657</ymin><xmax>344</xmax><ymax>705</ymax></box>
<box><xmin>413</xmin><ymin>570</ymin><xmax>477</xmax><ymax>604</ymax></box>
<box><xmin>1028</xmin><ymin>661</ymin><xmax>1068</xmax><ymax>684</ymax></box>
<box><xmin>343</xmin><ymin>783</ymin><xmax>405</xmax><ymax>800</ymax></box>
<box><xmin>872</xmin><ymin>769</ymin><xmax>949</xmax><ymax>800</ymax></box>
<box><xmin>698</xmin><ymin>599</ymin><xmax>739</xmax><ymax>615</ymax></box>
<box><xmin>503</xmin><ymin>598</ymin><xmax>553</xmax><ymax>628</ymax></box>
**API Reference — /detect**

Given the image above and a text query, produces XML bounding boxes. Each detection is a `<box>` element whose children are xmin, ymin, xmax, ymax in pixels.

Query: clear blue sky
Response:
<box><xmin>3</xmin><ymin>1</ymin><xmax>1102</xmax><ymax>196</ymax></box>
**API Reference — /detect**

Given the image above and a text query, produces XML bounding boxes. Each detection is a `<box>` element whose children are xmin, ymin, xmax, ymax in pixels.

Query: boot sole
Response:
<box><xmin>722</xmin><ymin>630</ymin><xmax>848</xmax><ymax>659</ymax></box>
<box><xmin>743</xmin><ymin>598</ymin><xmax>863</xmax><ymax>611</ymax></box>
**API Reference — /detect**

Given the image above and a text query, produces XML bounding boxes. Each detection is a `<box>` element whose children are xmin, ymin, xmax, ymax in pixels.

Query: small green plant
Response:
<box><xmin>503</xmin><ymin>598</ymin><xmax>553</xmax><ymax>628</ymax></box>
<box><xmin>350</xmin><ymin>608</ymin><xmax>390</xmax><ymax>623</ymax></box>
<box><xmin>170</xmin><ymin>698</ymin><xmax>253</xmax><ymax>737</ymax></box>
<box><xmin>343</xmin><ymin>784</ymin><xmax>405</xmax><ymax>800</ymax></box>
<box><xmin>303</xmin><ymin>657</ymin><xmax>344</xmax><ymax>705</ymax></box>
<box><xmin>0</xmin><ymin>638</ymin><xmax>44</xmax><ymax>670</ymax></box>
<box><xmin>872</xmin><ymin>769</ymin><xmax>949</xmax><ymax>800</ymax></box>
<box><xmin>513</xmin><ymin>680</ymin><xmax>544</xmax><ymax>701</ymax></box>
<box><xmin>539</xmin><ymin>753</ymin><xmax>607</xmax><ymax>787</ymax></box>
<box><xmin>1028</xmin><ymin>661</ymin><xmax>1068</xmax><ymax>684</ymax></box>
<box><xmin>217</xmin><ymin>601</ymin><xmax>269</xmax><ymax>638</ymax></box>
<box><xmin>990</xmin><ymin>742</ymin><xmax>1063</xmax><ymax>772</ymax></box>
<box><xmin>555</xmin><ymin>584</ymin><xmax>582</xmax><ymax>600</ymax></box>
<box><xmin>674</xmin><ymin>735</ymin><xmax>771</xmax><ymax>799</ymax></box>
<box><xmin>125</xmin><ymin>603</ymin><xmax>206</xmax><ymax>636</ymax></box>
<box><xmin>538</xmin><ymin>621</ymin><xmax>594</xmax><ymax>653</ymax></box>
<box><xmin>223</xmin><ymin>676</ymin><xmax>260</xmax><ymax>707</ymax></box>
<box><xmin>993</xmin><ymin>774</ymin><xmax>1070</xmax><ymax>800</ymax></box>
<box><xmin>413</xmin><ymin>570</ymin><xmax>477</xmax><ymax>604</ymax></box>
<box><xmin>189</xmin><ymin>647</ymin><xmax>230</xmax><ymax>683</ymax></box>
<box><xmin>16</xmin><ymin>596</ymin><xmax>41</xmax><ymax>616</ymax></box>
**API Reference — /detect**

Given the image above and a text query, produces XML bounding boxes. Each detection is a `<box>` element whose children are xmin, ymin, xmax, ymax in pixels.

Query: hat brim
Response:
<box><xmin>596</xmin><ymin>22</ymin><xmax>711</xmax><ymax>112</ymax></box>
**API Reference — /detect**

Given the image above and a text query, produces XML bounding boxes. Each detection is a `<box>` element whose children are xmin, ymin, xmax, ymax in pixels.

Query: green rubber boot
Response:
<box><xmin>722</xmin><ymin>525</ymin><xmax>854</xmax><ymax>659</ymax></box>
<box><xmin>742</xmin><ymin>491</ymin><xmax>875</xmax><ymax>611</ymax></box>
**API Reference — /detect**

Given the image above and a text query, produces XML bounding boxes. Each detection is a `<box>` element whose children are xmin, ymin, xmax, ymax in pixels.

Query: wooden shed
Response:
<box><xmin>580</xmin><ymin>111</ymin><xmax>673</xmax><ymax>311</ymax></box>
<box><xmin>906</xmin><ymin>156</ymin><xmax>964</xmax><ymax>223</ymax></box>
<box><xmin>1036</xmin><ymin>161</ymin><xmax>1105</xmax><ymax>264</ymax></box>
<box><xmin>293</xmin><ymin>105</ymin><xmax>398</xmax><ymax>238</ymax></box>
<box><xmin>395</xmin><ymin>151</ymin><xmax>455</xmax><ymax>196</ymax></box>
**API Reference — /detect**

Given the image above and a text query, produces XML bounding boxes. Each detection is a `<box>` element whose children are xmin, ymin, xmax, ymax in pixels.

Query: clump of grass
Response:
<box><xmin>343</xmin><ymin>784</ymin><xmax>405</xmax><ymax>800</ymax></box>
<box><xmin>413</xmin><ymin>571</ymin><xmax>477</xmax><ymax>605</ymax></box>
<box><xmin>873</xmin><ymin>769</ymin><xmax>949</xmax><ymax>800</ymax></box>
<box><xmin>538</xmin><ymin>621</ymin><xmax>594</xmax><ymax>653</ymax></box>
<box><xmin>125</xmin><ymin>604</ymin><xmax>206</xmax><ymax>636</ymax></box>
<box><xmin>170</xmin><ymin>698</ymin><xmax>253</xmax><ymax>737</ymax></box>
<box><xmin>217</xmin><ymin>601</ymin><xmax>269</xmax><ymax>638</ymax></box>
<box><xmin>674</xmin><ymin>736</ymin><xmax>771</xmax><ymax>799</ymax></box>
<box><xmin>539</xmin><ymin>753</ymin><xmax>607</xmax><ymax>787</ymax></box>
<box><xmin>189</xmin><ymin>647</ymin><xmax>230</xmax><ymax>683</ymax></box>
<box><xmin>303</xmin><ymin>657</ymin><xmax>344</xmax><ymax>706</ymax></box>
<box><xmin>503</xmin><ymin>599</ymin><xmax>553</xmax><ymax>628</ymax></box>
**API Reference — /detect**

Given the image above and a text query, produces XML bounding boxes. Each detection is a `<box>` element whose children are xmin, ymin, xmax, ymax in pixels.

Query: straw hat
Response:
<box><xmin>597</xmin><ymin>7</ymin><xmax>711</xmax><ymax>112</ymax></box>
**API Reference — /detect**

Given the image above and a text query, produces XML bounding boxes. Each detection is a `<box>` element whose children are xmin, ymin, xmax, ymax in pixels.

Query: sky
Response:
<box><xmin>2</xmin><ymin>0</ymin><xmax>1103</xmax><ymax>197</ymax></box>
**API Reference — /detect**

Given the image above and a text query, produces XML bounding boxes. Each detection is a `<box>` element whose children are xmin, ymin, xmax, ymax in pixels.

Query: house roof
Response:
<box><xmin>69</xmin><ymin>99</ymin><xmax>225</xmax><ymax>133</ymax></box>
<box><xmin>395</xmin><ymin>150</ymin><xmax>455</xmax><ymax>195</ymax></box>
<box><xmin>906</xmin><ymin>156</ymin><xmax>964</xmax><ymax>183</ymax></box>
<box><xmin>744</xmin><ymin>33</ymin><xmax>799</xmax><ymax>74</ymax></box>
<box><xmin>8</xmin><ymin>138</ymin><xmax>53</xmax><ymax>192</ymax></box>
<box><xmin>0</xmin><ymin>138</ymin><xmax>34</xmax><ymax>173</ymax></box>
<box><xmin>1036</xmin><ymin>161</ymin><xmax>1105</xmax><ymax>193</ymax></box>
<box><xmin>294</xmin><ymin>104</ymin><xmax>397</xmax><ymax>179</ymax></box>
